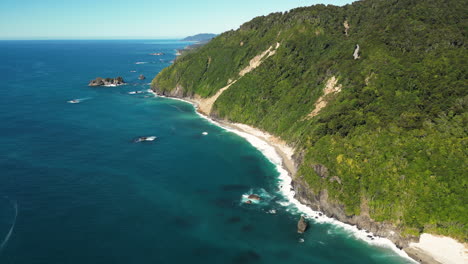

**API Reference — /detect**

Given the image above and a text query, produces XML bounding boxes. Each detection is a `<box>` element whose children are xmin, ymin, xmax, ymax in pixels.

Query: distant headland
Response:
<box><xmin>181</xmin><ymin>33</ymin><xmax>217</xmax><ymax>42</ymax></box>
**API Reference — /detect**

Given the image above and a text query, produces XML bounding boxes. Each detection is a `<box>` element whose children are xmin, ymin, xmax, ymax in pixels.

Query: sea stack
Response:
<box><xmin>139</xmin><ymin>74</ymin><xmax>146</xmax><ymax>80</ymax></box>
<box><xmin>88</xmin><ymin>77</ymin><xmax>125</xmax><ymax>86</ymax></box>
<box><xmin>297</xmin><ymin>216</ymin><xmax>308</xmax><ymax>234</ymax></box>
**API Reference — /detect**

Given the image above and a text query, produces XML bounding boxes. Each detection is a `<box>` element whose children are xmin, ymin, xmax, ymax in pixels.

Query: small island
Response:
<box><xmin>88</xmin><ymin>77</ymin><xmax>125</xmax><ymax>87</ymax></box>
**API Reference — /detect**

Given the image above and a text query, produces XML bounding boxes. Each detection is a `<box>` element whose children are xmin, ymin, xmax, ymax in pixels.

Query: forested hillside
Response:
<box><xmin>152</xmin><ymin>0</ymin><xmax>467</xmax><ymax>241</ymax></box>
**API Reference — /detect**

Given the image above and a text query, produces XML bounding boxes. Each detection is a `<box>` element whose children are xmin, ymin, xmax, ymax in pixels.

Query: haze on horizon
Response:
<box><xmin>0</xmin><ymin>0</ymin><xmax>353</xmax><ymax>40</ymax></box>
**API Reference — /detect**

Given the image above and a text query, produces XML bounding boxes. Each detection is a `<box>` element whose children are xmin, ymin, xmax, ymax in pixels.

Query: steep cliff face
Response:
<box><xmin>291</xmin><ymin>176</ymin><xmax>417</xmax><ymax>248</ymax></box>
<box><xmin>152</xmin><ymin>0</ymin><xmax>467</xmax><ymax>245</ymax></box>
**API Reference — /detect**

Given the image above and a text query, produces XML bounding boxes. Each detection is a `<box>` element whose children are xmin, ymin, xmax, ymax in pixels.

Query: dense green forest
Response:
<box><xmin>152</xmin><ymin>0</ymin><xmax>467</xmax><ymax>241</ymax></box>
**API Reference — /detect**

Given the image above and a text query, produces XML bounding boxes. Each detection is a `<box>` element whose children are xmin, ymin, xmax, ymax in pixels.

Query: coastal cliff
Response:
<box><xmin>152</xmin><ymin>0</ymin><xmax>467</xmax><ymax>262</ymax></box>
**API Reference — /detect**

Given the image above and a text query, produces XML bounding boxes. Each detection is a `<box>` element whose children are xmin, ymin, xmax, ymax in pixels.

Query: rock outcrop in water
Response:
<box><xmin>139</xmin><ymin>74</ymin><xmax>146</xmax><ymax>80</ymax></box>
<box><xmin>247</xmin><ymin>194</ymin><xmax>261</xmax><ymax>200</ymax></box>
<box><xmin>297</xmin><ymin>216</ymin><xmax>308</xmax><ymax>233</ymax></box>
<box><xmin>88</xmin><ymin>77</ymin><xmax>125</xmax><ymax>86</ymax></box>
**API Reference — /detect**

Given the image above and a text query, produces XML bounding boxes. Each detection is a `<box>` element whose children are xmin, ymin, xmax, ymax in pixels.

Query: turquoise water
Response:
<box><xmin>0</xmin><ymin>40</ymin><xmax>412</xmax><ymax>264</ymax></box>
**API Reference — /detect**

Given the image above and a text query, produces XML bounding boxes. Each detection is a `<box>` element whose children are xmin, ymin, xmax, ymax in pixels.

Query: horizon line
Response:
<box><xmin>0</xmin><ymin>37</ymin><xmax>191</xmax><ymax>41</ymax></box>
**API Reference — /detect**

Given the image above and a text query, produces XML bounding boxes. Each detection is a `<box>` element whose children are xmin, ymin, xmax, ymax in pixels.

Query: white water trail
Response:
<box><xmin>0</xmin><ymin>198</ymin><xmax>18</xmax><ymax>253</ymax></box>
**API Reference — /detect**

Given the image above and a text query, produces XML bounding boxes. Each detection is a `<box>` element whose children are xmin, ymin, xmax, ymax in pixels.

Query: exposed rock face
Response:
<box><xmin>313</xmin><ymin>164</ymin><xmax>329</xmax><ymax>178</ymax></box>
<box><xmin>353</xmin><ymin>44</ymin><xmax>360</xmax><ymax>59</ymax></box>
<box><xmin>343</xmin><ymin>20</ymin><xmax>350</xmax><ymax>36</ymax></box>
<box><xmin>297</xmin><ymin>215</ymin><xmax>308</xmax><ymax>233</ymax></box>
<box><xmin>329</xmin><ymin>176</ymin><xmax>342</xmax><ymax>184</ymax></box>
<box><xmin>88</xmin><ymin>77</ymin><xmax>125</xmax><ymax>86</ymax></box>
<box><xmin>247</xmin><ymin>194</ymin><xmax>261</xmax><ymax>200</ymax></box>
<box><xmin>307</xmin><ymin>76</ymin><xmax>342</xmax><ymax>118</ymax></box>
<box><xmin>291</xmin><ymin>176</ymin><xmax>419</xmax><ymax>248</ymax></box>
<box><xmin>139</xmin><ymin>74</ymin><xmax>146</xmax><ymax>80</ymax></box>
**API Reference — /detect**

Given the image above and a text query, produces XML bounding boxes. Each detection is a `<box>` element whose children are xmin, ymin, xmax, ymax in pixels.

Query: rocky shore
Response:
<box><xmin>150</xmin><ymin>90</ymin><xmax>466</xmax><ymax>264</ymax></box>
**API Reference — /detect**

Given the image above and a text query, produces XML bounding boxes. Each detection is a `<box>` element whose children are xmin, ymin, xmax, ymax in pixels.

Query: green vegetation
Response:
<box><xmin>153</xmin><ymin>0</ymin><xmax>467</xmax><ymax>241</ymax></box>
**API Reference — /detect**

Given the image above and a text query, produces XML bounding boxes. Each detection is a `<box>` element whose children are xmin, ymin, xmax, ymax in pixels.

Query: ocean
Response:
<box><xmin>0</xmin><ymin>40</ymin><xmax>413</xmax><ymax>264</ymax></box>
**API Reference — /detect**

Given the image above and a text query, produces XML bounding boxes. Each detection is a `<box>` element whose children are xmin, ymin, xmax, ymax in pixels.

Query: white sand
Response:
<box><xmin>409</xmin><ymin>234</ymin><xmax>467</xmax><ymax>264</ymax></box>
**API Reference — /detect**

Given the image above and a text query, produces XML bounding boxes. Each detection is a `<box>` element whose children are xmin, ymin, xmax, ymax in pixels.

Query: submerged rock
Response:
<box><xmin>88</xmin><ymin>77</ymin><xmax>125</xmax><ymax>86</ymax></box>
<box><xmin>297</xmin><ymin>215</ymin><xmax>308</xmax><ymax>234</ymax></box>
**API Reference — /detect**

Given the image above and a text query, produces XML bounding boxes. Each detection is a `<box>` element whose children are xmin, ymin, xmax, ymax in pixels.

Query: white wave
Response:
<box><xmin>103</xmin><ymin>84</ymin><xmax>125</xmax><ymax>87</ymax></box>
<box><xmin>67</xmin><ymin>97</ymin><xmax>91</xmax><ymax>104</ymax></box>
<box><xmin>202</xmin><ymin>132</ymin><xmax>208</xmax><ymax>135</ymax></box>
<box><xmin>128</xmin><ymin>91</ymin><xmax>144</xmax><ymax>95</ymax></box>
<box><xmin>240</xmin><ymin>188</ymin><xmax>274</xmax><ymax>205</ymax></box>
<box><xmin>156</xmin><ymin>95</ymin><xmax>417</xmax><ymax>263</ymax></box>
<box><xmin>0</xmin><ymin>198</ymin><xmax>18</xmax><ymax>252</ymax></box>
<box><xmin>135</xmin><ymin>62</ymin><xmax>148</xmax><ymax>64</ymax></box>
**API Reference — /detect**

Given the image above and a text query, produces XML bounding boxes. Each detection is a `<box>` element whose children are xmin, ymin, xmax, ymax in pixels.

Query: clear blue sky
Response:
<box><xmin>0</xmin><ymin>0</ymin><xmax>353</xmax><ymax>39</ymax></box>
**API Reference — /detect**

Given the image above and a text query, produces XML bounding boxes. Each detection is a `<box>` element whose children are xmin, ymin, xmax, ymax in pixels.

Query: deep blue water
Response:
<box><xmin>0</xmin><ymin>40</ymin><xmax>412</xmax><ymax>264</ymax></box>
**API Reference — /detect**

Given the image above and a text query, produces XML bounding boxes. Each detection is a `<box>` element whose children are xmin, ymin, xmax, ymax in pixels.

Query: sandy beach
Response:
<box><xmin>406</xmin><ymin>234</ymin><xmax>468</xmax><ymax>264</ymax></box>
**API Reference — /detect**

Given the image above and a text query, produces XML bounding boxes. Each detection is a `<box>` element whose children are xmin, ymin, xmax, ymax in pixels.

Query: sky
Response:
<box><xmin>0</xmin><ymin>0</ymin><xmax>354</xmax><ymax>40</ymax></box>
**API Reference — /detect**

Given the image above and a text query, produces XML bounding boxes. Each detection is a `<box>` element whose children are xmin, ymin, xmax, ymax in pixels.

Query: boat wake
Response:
<box><xmin>0</xmin><ymin>198</ymin><xmax>18</xmax><ymax>253</ymax></box>
<box><xmin>67</xmin><ymin>97</ymin><xmax>91</xmax><ymax>104</ymax></box>
<box><xmin>128</xmin><ymin>91</ymin><xmax>145</xmax><ymax>95</ymax></box>
<box><xmin>134</xmin><ymin>136</ymin><xmax>157</xmax><ymax>143</ymax></box>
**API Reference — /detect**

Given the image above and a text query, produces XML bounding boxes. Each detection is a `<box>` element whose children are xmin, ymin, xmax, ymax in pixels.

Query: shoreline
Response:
<box><xmin>151</xmin><ymin>91</ymin><xmax>466</xmax><ymax>264</ymax></box>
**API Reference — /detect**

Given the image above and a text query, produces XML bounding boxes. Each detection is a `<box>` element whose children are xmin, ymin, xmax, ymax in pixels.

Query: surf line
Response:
<box><xmin>0</xmin><ymin>197</ymin><xmax>18</xmax><ymax>253</ymax></box>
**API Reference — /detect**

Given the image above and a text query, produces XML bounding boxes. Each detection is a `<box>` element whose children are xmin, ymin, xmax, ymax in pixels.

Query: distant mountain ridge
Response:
<box><xmin>181</xmin><ymin>33</ymin><xmax>217</xmax><ymax>42</ymax></box>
